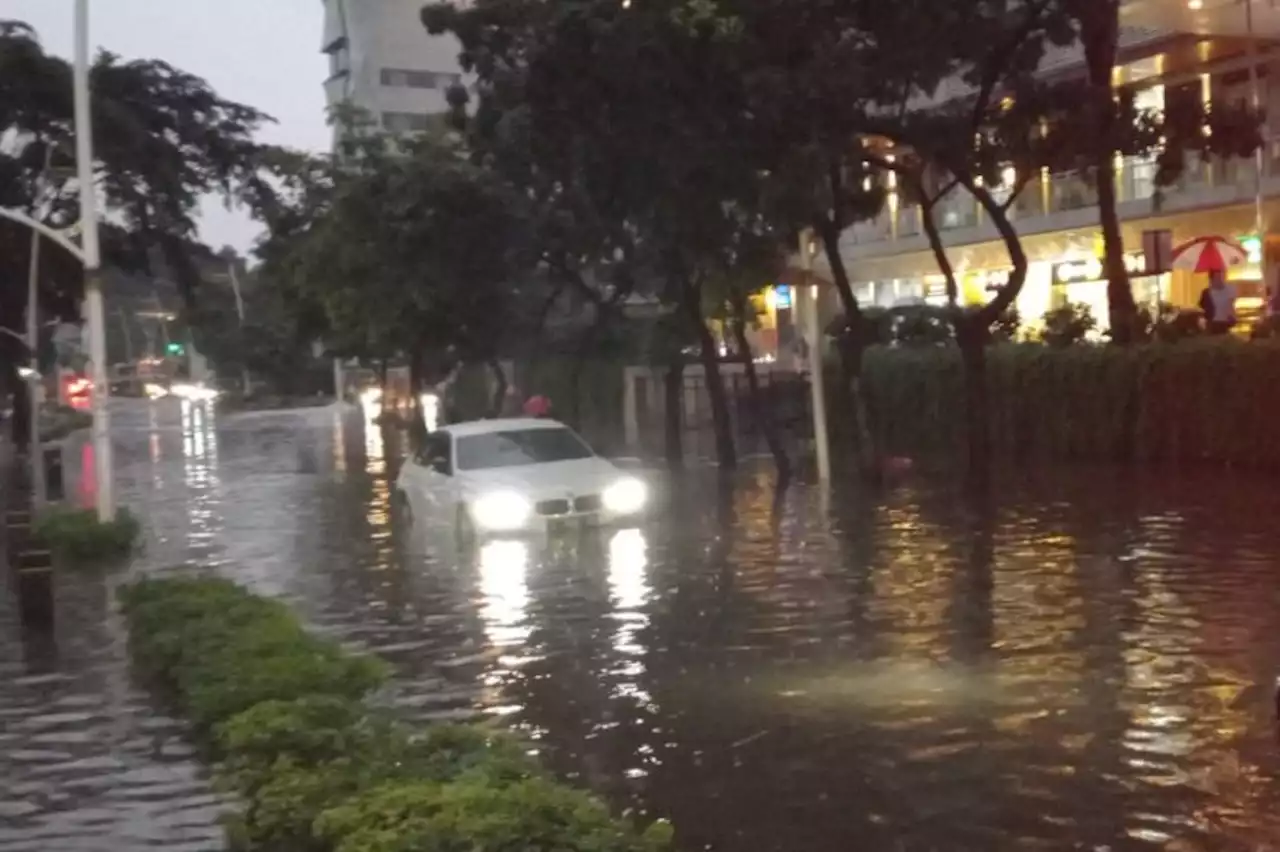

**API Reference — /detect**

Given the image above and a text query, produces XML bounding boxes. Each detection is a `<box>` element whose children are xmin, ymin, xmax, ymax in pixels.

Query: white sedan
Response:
<box><xmin>394</xmin><ymin>418</ymin><xmax>648</xmax><ymax>543</ymax></box>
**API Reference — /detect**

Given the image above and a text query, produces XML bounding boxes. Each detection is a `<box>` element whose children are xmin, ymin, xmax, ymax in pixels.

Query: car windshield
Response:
<box><xmin>455</xmin><ymin>427</ymin><xmax>594</xmax><ymax>471</ymax></box>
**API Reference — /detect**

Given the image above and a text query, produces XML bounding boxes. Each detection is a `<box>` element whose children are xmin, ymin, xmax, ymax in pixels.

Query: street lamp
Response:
<box><xmin>798</xmin><ymin>230</ymin><xmax>832</xmax><ymax>483</ymax></box>
<box><xmin>72</xmin><ymin>0</ymin><xmax>114</xmax><ymax>521</ymax></box>
<box><xmin>0</xmin><ymin>1</ymin><xmax>114</xmax><ymax>520</ymax></box>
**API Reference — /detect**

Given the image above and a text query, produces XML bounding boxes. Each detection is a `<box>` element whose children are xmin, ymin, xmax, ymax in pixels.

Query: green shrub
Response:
<box><xmin>1039</xmin><ymin>302</ymin><xmax>1097</xmax><ymax>347</ymax></box>
<box><xmin>39</xmin><ymin>404</ymin><xmax>92</xmax><ymax>441</ymax></box>
<box><xmin>314</xmin><ymin>777</ymin><xmax>672</xmax><ymax>852</ymax></box>
<box><xmin>857</xmin><ymin>338</ymin><xmax>1280</xmax><ymax>468</ymax></box>
<box><xmin>178</xmin><ymin>621</ymin><xmax>387</xmax><ymax>734</ymax></box>
<box><xmin>33</xmin><ymin>506</ymin><xmax>141</xmax><ymax>564</ymax></box>
<box><xmin>119</xmin><ymin>577</ymin><xmax>669</xmax><ymax>852</ymax></box>
<box><xmin>118</xmin><ymin>577</ymin><xmax>388</xmax><ymax>736</ymax></box>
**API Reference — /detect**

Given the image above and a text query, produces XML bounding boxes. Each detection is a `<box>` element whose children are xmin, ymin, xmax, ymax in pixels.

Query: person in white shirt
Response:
<box><xmin>1198</xmin><ymin>270</ymin><xmax>1237</xmax><ymax>334</ymax></box>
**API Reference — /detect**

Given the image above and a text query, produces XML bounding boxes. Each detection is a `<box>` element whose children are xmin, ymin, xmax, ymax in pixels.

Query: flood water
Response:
<box><xmin>3</xmin><ymin>399</ymin><xmax>1280</xmax><ymax>851</ymax></box>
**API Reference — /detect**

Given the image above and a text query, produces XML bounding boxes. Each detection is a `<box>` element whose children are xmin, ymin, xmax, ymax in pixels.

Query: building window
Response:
<box><xmin>382</xmin><ymin>111</ymin><xmax>432</xmax><ymax>133</ymax></box>
<box><xmin>380</xmin><ymin>68</ymin><xmax>463</xmax><ymax>89</ymax></box>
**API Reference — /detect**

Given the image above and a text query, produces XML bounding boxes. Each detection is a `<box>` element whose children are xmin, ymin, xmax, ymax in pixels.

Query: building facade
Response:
<box><xmin>320</xmin><ymin>0</ymin><xmax>463</xmax><ymax>141</ymax></box>
<box><xmin>813</xmin><ymin>0</ymin><xmax>1280</xmax><ymax>336</ymax></box>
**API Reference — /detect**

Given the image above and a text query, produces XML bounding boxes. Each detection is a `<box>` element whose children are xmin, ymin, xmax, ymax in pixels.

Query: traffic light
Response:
<box><xmin>166</xmin><ymin>341</ymin><xmax>185</xmax><ymax>356</ymax></box>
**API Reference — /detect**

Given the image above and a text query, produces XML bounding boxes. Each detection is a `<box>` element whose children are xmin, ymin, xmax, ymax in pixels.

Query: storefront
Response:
<box><xmin>1049</xmin><ymin>250</ymin><xmax>1169</xmax><ymax>331</ymax></box>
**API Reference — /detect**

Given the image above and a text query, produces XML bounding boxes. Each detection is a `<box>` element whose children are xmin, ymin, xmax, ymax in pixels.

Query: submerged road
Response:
<box><xmin>2</xmin><ymin>398</ymin><xmax>1280</xmax><ymax>851</ymax></box>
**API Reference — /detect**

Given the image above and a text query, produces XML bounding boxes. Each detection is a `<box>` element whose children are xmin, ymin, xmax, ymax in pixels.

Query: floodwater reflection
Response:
<box><xmin>8</xmin><ymin>403</ymin><xmax>1280</xmax><ymax>852</ymax></box>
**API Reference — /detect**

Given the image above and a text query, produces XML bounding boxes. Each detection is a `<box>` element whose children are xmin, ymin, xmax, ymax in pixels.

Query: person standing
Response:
<box><xmin>1198</xmin><ymin>270</ymin><xmax>1237</xmax><ymax>334</ymax></box>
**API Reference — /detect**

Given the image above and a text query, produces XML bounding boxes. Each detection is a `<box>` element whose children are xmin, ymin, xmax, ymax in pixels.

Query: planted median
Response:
<box><xmin>119</xmin><ymin>576</ymin><xmax>672</xmax><ymax>852</ymax></box>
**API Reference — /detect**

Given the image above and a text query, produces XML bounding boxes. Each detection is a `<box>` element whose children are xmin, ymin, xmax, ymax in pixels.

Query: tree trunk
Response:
<box><xmin>1083</xmin><ymin>2</ymin><xmax>1136</xmax><ymax>343</ymax></box>
<box><xmin>679</xmin><ymin>276</ymin><xmax>736</xmax><ymax>471</ymax></box>
<box><xmin>815</xmin><ymin>217</ymin><xmax>879</xmax><ymax>480</ymax></box>
<box><xmin>487</xmin><ymin>358</ymin><xmax>507</xmax><ymax>417</ymax></box>
<box><xmin>956</xmin><ymin>316</ymin><xmax>991</xmax><ymax>482</ymax></box>
<box><xmin>730</xmin><ymin>302</ymin><xmax>791</xmax><ymax>483</ymax></box>
<box><xmin>664</xmin><ymin>358</ymin><xmax>684</xmax><ymax>470</ymax></box>
<box><xmin>9</xmin><ymin>372</ymin><xmax>31</xmax><ymax>452</ymax></box>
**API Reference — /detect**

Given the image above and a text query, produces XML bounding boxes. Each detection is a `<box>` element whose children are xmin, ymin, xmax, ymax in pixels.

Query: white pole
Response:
<box><xmin>26</xmin><ymin>167</ymin><xmax>47</xmax><ymax>507</ymax></box>
<box><xmin>800</xmin><ymin>231</ymin><xmax>831</xmax><ymax>482</ymax></box>
<box><xmin>227</xmin><ymin>259</ymin><xmax>252</xmax><ymax>395</ymax></box>
<box><xmin>1247</xmin><ymin>0</ymin><xmax>1265</xmax><ymax>239</ymax></box>
<box><xmin>74</xmin><ymin>0</ymin><xmax>114</xmax><ymax>521</ymax></box>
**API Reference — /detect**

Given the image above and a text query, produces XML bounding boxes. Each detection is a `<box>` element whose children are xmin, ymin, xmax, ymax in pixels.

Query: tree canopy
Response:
<box><xmin>0</xmin><ymin>19</ymin><xmax>271</xmax><ymax>366</ymax></box>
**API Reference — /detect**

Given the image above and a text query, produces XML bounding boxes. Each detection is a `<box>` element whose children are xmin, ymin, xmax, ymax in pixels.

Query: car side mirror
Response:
<box><xmin>428</xmin><ymin>455</ymin><xmax>451</xmax><ymax>476</ymax></box>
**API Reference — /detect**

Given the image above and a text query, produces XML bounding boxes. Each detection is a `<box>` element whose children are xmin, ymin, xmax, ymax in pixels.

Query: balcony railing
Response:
<box><xmin>842</xmin><ymin>151</ymin><xmax>1269</xmax><ymax>252</ymax></box>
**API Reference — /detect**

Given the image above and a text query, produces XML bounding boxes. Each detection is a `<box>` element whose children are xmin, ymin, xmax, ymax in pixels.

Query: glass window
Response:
<box><xmin>381</xmin><ymin>68</ymin><xmax>457</xmax><ymax>89</ymax></box>
<box><xmin>456</xmin><ymin>428</ymin><xmax>595</xmax><ymax>471</ymax></box>
<box><xmin>417</xmin><ymin>431</ymin><xmax>453</xmax><ymax>473</ymax></box>
<box><xmin>382</xmin><ymin>111</ymin><xmax>431</xmax><ymax>133</ymax></box>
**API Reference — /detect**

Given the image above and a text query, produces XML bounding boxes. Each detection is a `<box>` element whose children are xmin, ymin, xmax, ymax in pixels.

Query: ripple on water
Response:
<box><xmin>8</xmin><ymin>402</ymin><xmax>1280</xmax><ymax>851</ymax></box>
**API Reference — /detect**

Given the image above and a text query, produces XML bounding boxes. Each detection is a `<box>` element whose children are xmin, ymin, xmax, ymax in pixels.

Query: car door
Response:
<box><xmin>408</xmin><ymin>430</ymin><xmax>456</xmax><ymax>520</ymax></box>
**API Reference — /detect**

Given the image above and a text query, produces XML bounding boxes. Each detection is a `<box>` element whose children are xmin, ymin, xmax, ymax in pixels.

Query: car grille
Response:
<box><xmin>535</xmin><ymin>498</ymin><xmax>571</xmax><ymax>516</ymax></box>
<box><xmin>573</xmin><ymin>494</ymin><xmax>603</xmax><ymax>513</ymax></box>
<box><xmin>534</xmin><ymin>495</ymin><xmax>603</xmax><ymax>516</ymax></box>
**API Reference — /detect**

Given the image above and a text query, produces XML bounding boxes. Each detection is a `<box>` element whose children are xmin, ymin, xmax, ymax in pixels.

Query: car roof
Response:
<box><xmin>439</xmin><ymin>417</ymin><xmax>570</xmax><ymax>438</ymax></box>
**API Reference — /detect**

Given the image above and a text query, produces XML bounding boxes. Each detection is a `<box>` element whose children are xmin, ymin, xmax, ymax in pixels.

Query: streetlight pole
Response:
<box><xmin>799</xmin><ymin>231</ymin><xmax>831</xmax><ymax>483</ymax></box>
<box><xmin>227</xmin><ymin>259</ymin><xmax>252</xmax><ymax>396</ymax></box>
<box><xmin>25</xmin><ymin>148</ymin><xmax>51</xmax><ymax>507</ymax></box>
<box><xmin>73</xmin><ymin>0</ymin><xmax>114</xmax><ymax>521</ymax></box>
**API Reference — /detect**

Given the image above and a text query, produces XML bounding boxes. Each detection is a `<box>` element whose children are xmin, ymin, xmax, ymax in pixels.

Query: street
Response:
<box><xmin>2</xmin><ymin>399</ymin><xmax>1280</xmax><ymax>851</ymax></box>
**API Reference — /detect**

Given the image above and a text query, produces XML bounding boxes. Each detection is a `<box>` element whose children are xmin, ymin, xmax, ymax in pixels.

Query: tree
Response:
<box><xmin>710</xmin><ymin>0</ymin><xmax>1056</xmax><ymax>479</ymax></box>
<box><xmin>0</xmin><ymin>20</ymin><xmax>269</xmax><ymax>443</ymax></box>
<box><xmin>867</xmin><ymin>15</ymin><xmax>1257</xmax><ymax>471</ymax></box>
<box><xmin>424</xmin><ymin>0</ymin><xmax>775</xmax><ymax>472</ymax></box>
<box><xmin>253</xmin><ymin>127</ymin><xmax>533</xmax><ymax>421</ymax></box>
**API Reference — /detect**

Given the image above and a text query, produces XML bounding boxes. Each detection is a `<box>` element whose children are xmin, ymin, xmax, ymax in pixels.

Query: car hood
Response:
<box><xmin>458</xmin><ymin>457</ymin><xmax>624</xmax><ymax>499</ymax></box>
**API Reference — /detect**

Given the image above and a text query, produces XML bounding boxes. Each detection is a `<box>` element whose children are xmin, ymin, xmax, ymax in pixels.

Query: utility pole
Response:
<box><xmin>24</xmin><ymin>145</ymin><xmax>53</xmax><ymax>507</ymax></box>
<box><xmin>227</xmin><ymin>258</ymin><xmax>252</xmax><ymax>396</ymax></box>
<box><xmin>74</xmin><ymin>0</ymin><xmax>114</xmax><ymax>521</ymax></box>
<box><xmin>799</xmin><ymin>231</ymin><xmax>831</xmax><ymax>482</ymax></box>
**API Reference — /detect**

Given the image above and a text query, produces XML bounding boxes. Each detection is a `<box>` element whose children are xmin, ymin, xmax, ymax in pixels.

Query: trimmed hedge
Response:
<box><xmin>858</xmin><ymin>338</ymin><xmax>1280</xmax><ymax>467</ymax></box>
<box><xmin>118</xmin><ymin>576</ymin><xmax>672</xmax><ymax>852</ymax></box>
<box><xmin>33</xmin><ymin>506</ymin><xmax>141</xmax><ymax>565</ymax></box>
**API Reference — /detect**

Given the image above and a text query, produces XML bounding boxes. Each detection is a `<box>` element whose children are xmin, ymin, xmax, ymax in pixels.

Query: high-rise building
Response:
<box><xmin>320</xmin><ymin>0</ymin><xmax>463</xmax><ymax>141</ymax></box>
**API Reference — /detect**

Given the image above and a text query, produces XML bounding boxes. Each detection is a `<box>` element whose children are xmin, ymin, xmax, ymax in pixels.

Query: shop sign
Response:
<box><xmin>773</xmin><ymin>284</ymin><xmax>792</xmax><ymax>309</ymax></box>
<box><xmin>1052</xmin><ymin>253</ymin><xmax>1146</xmax><ymax>285</ymax></box>
<box><xmin>963</xmin><ymin>269</ymin><xmax>1012</xmax><ymax>293</ymax></box>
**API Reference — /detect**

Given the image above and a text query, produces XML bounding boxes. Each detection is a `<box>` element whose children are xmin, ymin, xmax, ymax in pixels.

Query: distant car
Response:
<box><xmin>395</xmin><ymin>417</ymin><xmax>648</xmax><ymax>545</ymax></box>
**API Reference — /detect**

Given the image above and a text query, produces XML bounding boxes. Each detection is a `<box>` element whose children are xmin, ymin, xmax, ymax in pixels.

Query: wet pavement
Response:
<box><xmin>3</xmin><ymin>398</ymin><xmax>1280</xmax><ymax>851</ymax></box>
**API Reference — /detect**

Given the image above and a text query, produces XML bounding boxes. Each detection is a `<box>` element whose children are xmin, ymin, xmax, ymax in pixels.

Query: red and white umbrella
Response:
<box><xmin>1170</xmin><ymin>236</ymin><xmax>1249</xmax><ymax>273</ymax></box>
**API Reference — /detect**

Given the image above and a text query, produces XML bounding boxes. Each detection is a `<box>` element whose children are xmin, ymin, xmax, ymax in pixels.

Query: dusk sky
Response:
<box><xmin>7</xmin><ymin>0</ymin><xmax>331</xmax><ymax>256</ymax></box>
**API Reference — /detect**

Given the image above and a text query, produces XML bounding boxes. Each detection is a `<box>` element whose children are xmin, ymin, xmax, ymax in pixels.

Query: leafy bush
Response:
<box><xmin>1250</xmin><ymin>314</ymin><xmax>1280</xmax><ymax>340</ymax></box>
<box><xmin>33</xmin><ymin>506</ymin><xmax>141</xmax><ymax>564</ymax></box>
<box><xmin>859</xmin><ymin>338</ymin><xmax>1280</xmax><ymax>468</ymax></box>
<box><xmin>1138</xmin><ymin>302</ymin><xmax>1203</xmax><ymax>343</ymax></box>
<box><xmin>314</xmin><ymin>777</ymin><xmax>673</xmax><ymax>852</ymax></box>
<box><xmin>119</xmin><ymin>577</ymin><xmax>670</xmax><ymax>852</ymax></box>
<box><xmin>39</xmin><ymin>404</ymin><xmax>92</xmax><ymax>441</ymax></box>
<box><xmin>990</xmin><ymin>307</ymin><xmax>1022</xmax><ymax>343</ymax></box>
<box><xmin>1039</xmin><ymin>302</ymin><xmax>1097</xmax><ymax>347</ymax></box>
<box><xmin>118</xmin><ymin>577</ymin><xmax>388</xmax><ymax>735</ymax></box>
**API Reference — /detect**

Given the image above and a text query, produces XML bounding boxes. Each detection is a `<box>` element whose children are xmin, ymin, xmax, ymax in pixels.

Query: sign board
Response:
<box><xmin>1052</xmin><ymin>252</ymin><xmax>1146</xmax><ymax>285</ymax></box>
<box><xmin>773</xmin><ymin>284</ymin><xmax>792</xmax><ymax>309</ymax></box>
<box><xmin>1142</xmin><ymin>229</ymin><xmax>1173</xmax><ymax>275</ymax></box>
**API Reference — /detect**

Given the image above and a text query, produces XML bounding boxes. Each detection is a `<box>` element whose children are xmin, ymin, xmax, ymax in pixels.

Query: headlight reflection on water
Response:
<box><xmin>478</xmin><ymin>540</ymin><xmax>531</xmax><ymax>652</ymax></box>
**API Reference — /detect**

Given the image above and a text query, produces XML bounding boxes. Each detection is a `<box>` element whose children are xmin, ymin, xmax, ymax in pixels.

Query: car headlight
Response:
<box><xmin>602</xmin><ymin>477</ymin><xmax>647</xmax><ymax>515</ymax></box>
<box><xmin>470</xmin><ymin>491</ymin><xmax>532</xmax><ymax>531</ymax></box>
